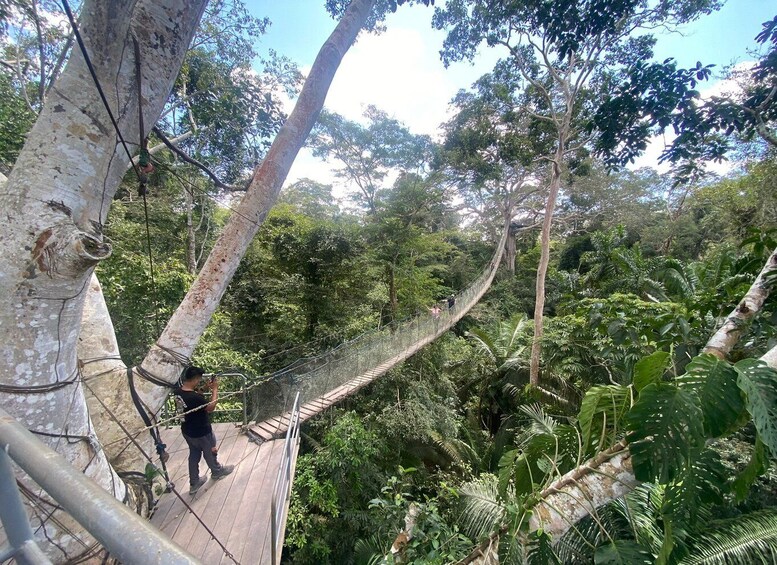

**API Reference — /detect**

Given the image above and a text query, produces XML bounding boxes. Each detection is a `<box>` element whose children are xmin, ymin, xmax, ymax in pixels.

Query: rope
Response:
<box><xmin>127</xmin><ymin>368</ymin><xmax>171</xmax><ymax>475</ymax></box>
<box><xmin>132</xmin><ymin>34</ymin><xmax>162</xmax><ymax>339</ymax></box>
<box><xmin>62</xmin><ymin>1</ymin><xmax>162</xmax><ymax>340</ymax></box>
<box><xmin>60</xmin><ymin>0</ymin><xmax>142</xmax><ymax>180</ymax></box>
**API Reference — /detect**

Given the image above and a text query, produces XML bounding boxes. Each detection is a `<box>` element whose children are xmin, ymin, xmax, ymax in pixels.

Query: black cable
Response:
<box><xmin>127</xmin><ymin>368</ymin><xmax>170</xmax><ymax>480</ymax></box>
<box><xmin>60</xmin><ymin>0</ymin><xmax>141</xmax><ymax>180</ymax></box>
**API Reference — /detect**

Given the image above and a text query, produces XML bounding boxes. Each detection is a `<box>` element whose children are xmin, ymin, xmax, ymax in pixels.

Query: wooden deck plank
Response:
<box><xmin>150</xmin><ymin>424</ymin><xmax>295</xmax><ymax>565</ymax></box>
<box><xmin>151</xmin><ymin>425</ymin><xmax>240</xmax><ymax>544</ymax></box>
<box><xmin>216</xmin><ymin>440</ymin><xmax>274</xmax><ymax>564</ymax></box>
<box><xmin>218</xmin><ymin>441</ymin><xmax>282</xmax><ymax>565</ymax></box>
<box><xmin>169</xmin><ymin>427</ymin><xmax>243</xmax><ymax>555</ymax></box>
<box><xmin>236</xmin><ymin>439</ymin><xmax>288</xmax><ymax>565</ymax></box>
<box><xmin>198</xmin><ymin>433</ymin><xmax>263</xmax><ymax>564</ymax></box>
<box><xmin>182</xmin><ymin>429</ymin><xmax>244</xmax><ymax>559</ymax></box>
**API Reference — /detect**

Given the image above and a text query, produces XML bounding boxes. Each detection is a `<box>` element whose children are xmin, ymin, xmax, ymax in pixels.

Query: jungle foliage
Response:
<box><xmin>2</xmin><ymin>1</ymin><xmax>777</xmax><ymax>564</ymax></box>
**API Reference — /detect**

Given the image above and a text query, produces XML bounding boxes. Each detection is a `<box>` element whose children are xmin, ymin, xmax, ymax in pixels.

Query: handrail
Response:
<box><xmin>213</xmin><ymin>372</ymin><xmax>249</xmax><ymax>426</ymax></box>
<box><xmin>0</xmin><ymin>408</ymin><xmax>201</xmax><ymax>565</ymax></box>
<box><xmin>270</xmin><ymin>392</ymin><xmax>301</xmax><ymax>565</ymax></box>
<box><xmin>161</xmin><ymin>372</ymin><xmax>250</xmax><ymax>428</ymax></box>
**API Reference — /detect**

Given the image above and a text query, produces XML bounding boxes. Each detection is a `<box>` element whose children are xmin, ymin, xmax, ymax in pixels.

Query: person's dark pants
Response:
<box><xmin>183</xmin><ymin>431</ymin><xmax>224</xmax><ymax>485</ymax></box>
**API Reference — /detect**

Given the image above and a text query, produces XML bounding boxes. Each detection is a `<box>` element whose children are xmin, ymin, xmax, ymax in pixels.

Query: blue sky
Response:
<box><xmin>243</xmin><ymin>0</ymin><xmax>775</xmax><ymax>185</ymax></box>
<box><xmin>248</xmin><ymin>1</ymin><xmax>774</xmax><ymax>75</ymax></box>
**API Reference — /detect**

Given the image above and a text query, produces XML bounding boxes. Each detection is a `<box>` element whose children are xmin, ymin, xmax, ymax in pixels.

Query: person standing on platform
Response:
<box><xmin>174</xmin><ymin>366</ymin><xmax>234</xmax><ymax>495</ymax></box>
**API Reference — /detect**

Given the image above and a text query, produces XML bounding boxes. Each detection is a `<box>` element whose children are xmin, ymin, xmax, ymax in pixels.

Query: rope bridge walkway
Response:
<box><xmin>147</xmin><ymin>222</ymin><xmax>508</xmax><ymax>564</ymax></box>
<box><xmin>248</xmin><ymin>221</ymin><xmax>510</xmax><ymax>440</ymax></box>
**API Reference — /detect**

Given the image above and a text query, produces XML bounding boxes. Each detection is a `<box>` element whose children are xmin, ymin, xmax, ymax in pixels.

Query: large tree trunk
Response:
<box><xmin>702</xmin><ymin>247</ymin><xmax>777</xmax><ymax>358</ymax></box>
<box><xmin>82</xmin><ymin>0</ymin><xmax>379</xmax><ymax>481</ymax></box>
<box><xmin>529</xmin><ymin>141</ymin><xmax>565</xmax><ymax>386</ymax></box>
<box><xmin>0</xmin><ymin>1</ymin><xmax>206</xmax><ymax>559</ymax></box>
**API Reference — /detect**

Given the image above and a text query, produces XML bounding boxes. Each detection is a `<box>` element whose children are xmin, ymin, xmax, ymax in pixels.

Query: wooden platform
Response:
<box><xmin>150</xmin><ymin>423</ymin><xmax>292</xmax><ymax>564</ymax></box>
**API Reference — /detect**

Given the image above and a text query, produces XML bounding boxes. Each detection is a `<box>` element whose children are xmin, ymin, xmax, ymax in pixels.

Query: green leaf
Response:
<box><xmin>594</xmin><ymin>540</ymin><xmax>653</xmax><ymax>564</ymax></box>
<box><xmin>733</xmin><ymin>435</ymin><xmax>769</xmax><ymax>502</ymax></box>
<box><xmin>626</xmin><ymin>383</ymin><xmax>705</xmax><ymax>483</ymax></box>
<box><xmin>633</xmin><ymin>351</ymin><xmax>670</xmax><ymax>391</ymax></box>
<box><xmin>663</xmin><ymin>447</ymin><xmax>727</xmax><ymax>523</ymax></box>
<box><xmin>578</xmin><ymin>385</ymin><xmax>631</xmax><ymax>454</ymax></box>
<box><xmin>679</xmin><ymin>510</ymin><xmax>777</xmax><ymax>565</ymax></box>
<box><xmin>527</xmin><ymin>530</ymin><xmax>561</xmax><ymax>565</ymax></box>
<box><xmin>676</xmin><ymin>354</ymin><xmax>746</xmax><ymax>438</ymax></box>
<box><xmin>735</xmin><ymin>359</ymin><xmax>777</xmax><ymax>454</ymax></box>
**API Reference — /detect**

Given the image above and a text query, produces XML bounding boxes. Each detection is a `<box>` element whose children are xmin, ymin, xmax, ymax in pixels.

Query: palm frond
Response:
<box><xmin>353</xmin><ymin>534</ymin><xmax>390</xmax><ymax>565</ymax></box>
<box><xmin>466</xmin><ymin>328</ymin><xmax>499</xmax><ymax>363</ymax></box>
<box><xmin>519</xmin><ymin>403</ymin><xmax>557</xmax><ymax>436</ymax></box>
<box><xmin>680</xmin><ymin>509</ymin><xmax>777</xmax><ymax>565</ymax></box>
<box><xmin>458</xmin><ymin>474</ymin><xmax>506</xmax><ymax>541</ymax></box>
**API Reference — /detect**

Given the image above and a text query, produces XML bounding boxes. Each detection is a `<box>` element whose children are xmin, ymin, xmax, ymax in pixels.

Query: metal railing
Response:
<box><xmin>270</xmin><ymin>392</ymin><xmax>301</xmax><ymax>565</ymax></box>
<box><xmin>0</xmin><ymin>408</ymin><xmax>200</xmax><ymax>565</ymax></box>
<box><xmin>211</xmin><ymin>372</ymin><xmax>249</xmax><ymax>426</ymax></box>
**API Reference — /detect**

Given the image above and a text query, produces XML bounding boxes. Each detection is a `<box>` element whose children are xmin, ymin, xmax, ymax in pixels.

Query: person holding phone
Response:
<box><xmin>173</xmin><ymin>366</ymin><xmax>234</xmax><ymax>495</ymax></box>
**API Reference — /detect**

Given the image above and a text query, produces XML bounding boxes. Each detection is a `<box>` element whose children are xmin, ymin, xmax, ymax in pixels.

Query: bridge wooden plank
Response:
<box><xmin>233</xmin><ymin>439</ymin><xmax>288</xmax><ymax>565</ymax></box>
<box><xmin>151</xmin><ymin>425</ymin><xmax>299</xmax><ymax>564</ymax></box>
<box><xmin>199</xmin><ymin>432</ymin><xmax>263</xmax><ymax>564</ymax></box>
<box><xmin>180</xmin><ymin>427</ymin><xmax>244</xmax><ymax>559</ymax></box>
<box><xmin>163</xmin><ymin>426</ymin><xmax>242</xmax><ymax>552</ymax></box>
<box><xmin>217</xmin><ymin>438</ymin><xmax>275</xmax><ymax>564</ymax></box>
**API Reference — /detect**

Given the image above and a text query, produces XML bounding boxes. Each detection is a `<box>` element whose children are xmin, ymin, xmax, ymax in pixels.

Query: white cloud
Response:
<box><xmin>284</xmin><ymin>21</ymin><xmax>500</xmax><ymax>189</ymax></box>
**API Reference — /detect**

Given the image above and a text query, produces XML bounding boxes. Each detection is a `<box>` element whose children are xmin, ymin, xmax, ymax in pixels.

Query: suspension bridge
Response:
<box><xmin>1</xmin><ymin>223</ymin><xmax>508</xmax><ymax>564</ymax></box>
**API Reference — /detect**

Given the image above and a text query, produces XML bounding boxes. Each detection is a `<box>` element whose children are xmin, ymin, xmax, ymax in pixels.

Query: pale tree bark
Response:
<box><xmin>702</xmin><ymin>247</ymin><xmax>777</xmax><ymax>359</ymax></box>
<box><xmin>0</xmin><ymin>0</ymin><xmax>207</xmax><ymax>559</ymax></box>
<box><xmin>529</xmin><ymin>136</ymin><xmax>566</xmax><ymax>387</ymax></box>
<box><xmin>185</xmin><ymin>186</ymin><xmax>198</xmax><ymax>274</ymax></box>
<box><xmin>81</xmin><ymin>0</ymin><xmax>379</xmax><ymax>483</ymax></box>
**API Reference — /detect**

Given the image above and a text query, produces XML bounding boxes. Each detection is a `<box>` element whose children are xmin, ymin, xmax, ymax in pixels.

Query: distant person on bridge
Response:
<box><xmin>429</xmin><ymin>304</ymin><xmax>441</xmax><ymax>319</ymax></box>
<box><xmin>174</xmin><ymin>366</ymin><xmax>235</xmax><ymax>495</ymax></box>
<box><xmin>447</xmin><ymin>295</ymin><xmax>456</xmax><ymax>310</ymax></box>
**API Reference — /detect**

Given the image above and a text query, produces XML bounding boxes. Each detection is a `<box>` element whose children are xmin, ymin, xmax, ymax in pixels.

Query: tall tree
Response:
<box><xmin>309</xmin><ymin>106</ymin><xmax>433</xmax><ymax>214</ymax></box>
<box><xmin>433</xmin><ymin>0</ymin><xmax>721</xmax><ymax>386</ymax></box>
<box><xmin>438</xmin><ymin>69</ymin><xmax>545</xmax><ymax>272</ymax></box>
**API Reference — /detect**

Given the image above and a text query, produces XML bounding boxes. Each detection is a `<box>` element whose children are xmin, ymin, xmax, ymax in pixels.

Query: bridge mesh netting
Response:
<box><xmin>247</xmin><ymin>221</ymin><xmax>510</xmax><ymax>425</ymax></box>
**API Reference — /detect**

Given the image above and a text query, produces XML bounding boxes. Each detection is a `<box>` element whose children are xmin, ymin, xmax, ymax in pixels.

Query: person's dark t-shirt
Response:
<box><xmin>174</xmin><ymin>388</ymin><xmax>212</xmax><ymax>438</ymax></box>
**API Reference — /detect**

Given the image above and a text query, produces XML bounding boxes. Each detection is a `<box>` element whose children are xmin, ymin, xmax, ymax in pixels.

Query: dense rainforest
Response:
<box><xmin>2</xmin><ymin>0</ymin><xmax>777</xmax><ymax>563</ymax></box>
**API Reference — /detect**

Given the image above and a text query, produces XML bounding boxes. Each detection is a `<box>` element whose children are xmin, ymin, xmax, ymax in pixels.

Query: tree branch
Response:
<box><xmin>151</xmin><ymin>126</ymin><xmax>234</xmax><ymax>190</ymax></box>
<box><xmin>702</xmin><ymin>247</ymin><xmax>777</xmax><ymax>358</ymax></box>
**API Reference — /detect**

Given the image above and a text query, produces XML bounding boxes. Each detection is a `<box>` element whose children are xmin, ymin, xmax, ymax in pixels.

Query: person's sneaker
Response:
<box><xmin>212</xmin><ymin>465</ymin><xmax>234</xmax><ymax>480</ymax></box>
<box><xmin>189</xmin><ymin>476</ymin><xmax>207</xmax><ymax>495</ymax></box>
